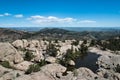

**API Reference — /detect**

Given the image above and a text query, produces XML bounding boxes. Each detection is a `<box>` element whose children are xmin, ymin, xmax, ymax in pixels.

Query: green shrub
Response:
<box><xmin>38</xmin><ymin>59</ymin><xmax>47</xmax><ymax>67</ymax></box>
<box><xmin>25</xmin><ymin>64</ymin><xmax>40</xmax><ymax>74</ymax></box>
<box><xmin>83</xmin><ymin>40</ymin><xmax>87</xmax><ymax>44</ymax></box>
<box><xmin>24</xmin><ymin>51</ymin><xmax>35</xmax><ymax>61</ymax></box>
<box><xmin>0</xmin><ymin>61</ymin><xmax>12</xmax><ymax>68</ymax></box>
<box><xmin>46</xmin><ymin>44</ymin><xmax>58</xmax><ymax>57</ymax></box>
<box><xmin>71</xmin><ymin>40</ymin><xmax>79</xmax><ymax>46</ymax></box>
<box><xmin>73</xmin><ymin>69</ymin><xmax>78</xmax><ymax>76</ymax></box>
<box><xmin>16</xmin><ymin>73</ymin><xmax>20</xmax><ymax>77</ymax></box>
<box><xmin>54</xmin><ymin>39</ymin><xmax>58</xmax><ymax>43</ymax></box>
<box><xmin>114</xmin><ymin>64</ymin><xmax>120</xmax><ymax>73</ymax></box>
<box><xmin>90</xmin><ymin>40</ymin><xmax>96</xmax><ymax>46</ymax></box>
<box><xmin>59</xmin><ymin>48</ymin><xmax>79</xmax><ymax>68</ymax></box>
<box><xmin>25</xmin><ymin>60</ymin><xmax>47</xmax><ymax>74</ymax></box>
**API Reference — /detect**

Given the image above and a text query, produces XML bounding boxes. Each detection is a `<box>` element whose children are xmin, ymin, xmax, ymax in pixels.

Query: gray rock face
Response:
<box><xmin>0</xmin><ymin>65</ymin><xmax>24</xmax><ymax>80</ymax></box>
<box><xmin>15</xmin><ymin>71</ymin><xmax>55</xmax><ymax>80</ymax></box>
<box><xmin>12</xmin><ymin>39</ymin><xmax>29</xmax><ymax>49</ymax></box>
<box><xmin>12</xmin><ymin>39</ymin><xmax>45</xmax><ymax>62</ymax></box>
<box><xmin>59</xmin><ymin>67</ymin><xmax>108</xmax><ymax>80</ymax></box>
<box><xmin>68</xmin><ymin>60</ymin><xmax>75</xmax><ymax>66</ymax></box>
<box><xmin>0</xmin><ymin>65</ymin><xmax>12</xmax><ymax>77</ymax></box>
<box><xmin>97</xmin><ymin>54</ymin><xmax>120</xmax><ymax>70</ymax></box>
<box><xmin>0</xmin><ymin>70</ymin><xmax>24</xmax><ymax>80</ymax></box>
<box><xmin>74</xmin><ymin>67</ymin><xmax>98</xmax><ymax>80</ymax></box>
<box><xmin>41</xmin><ymin>63</ymin><xmax>67</xmax><ymax>74</ymax></box>
<box><xmin>14</xmin><ymin>61</ymin><xmax>33</xmax><ymax>71</ymax></box>
<box><xmin>0</xmin><ymin>42</ymin><xmax>23</xmax><ymax>64</ymax></box>
<box><xmin>15</xmin><ymin>64</ymin><xmax>66</xmax><ymax>80</ymax></box>
<box><xmin>97</xmin><ymin>54</ymin><xmax>120</xmax><ymax>80</ymax></box>
<box><xmin>12</xmin><ymin>40</ymin><xmax>24</xmax><ymax>49</ymax></box>
<box><xmin>45</xmin><ymin>57</ymin><xmax>56</xmax><ymax>63</ymax></box>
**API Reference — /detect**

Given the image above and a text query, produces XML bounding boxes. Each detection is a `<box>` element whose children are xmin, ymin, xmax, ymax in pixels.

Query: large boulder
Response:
<box><xmin>12</xmin><ymin>40</ymin><xmax>24</xmax><ymax>49</ymax></box>
<box><xmin>30</xmin><ymin>71</ymin><xmax>55</xmax><ymax>80</ymax></box>
<box><xmin>0</xmin><ymin>42</ymin><xmax>23</xmax><ymax>64</ymax></box>
<box><xmin>97</xmin><ymin>68</ymin><xmax>120</xmax><ymax>80</ymax></box>
<box><xmin>60</xmin><ymin>67</ymin><xmax>108</xmax><ymax>80</ymax></box>
<box><xmin>97</xmin><ymin>54</ymin><xmax>120</xmax><ymax>70</ymax></box>
<box><xmin>14</xmin><ymin>75</ymin><xmax>32</xmax><ymax>80</ymax></box>
<box><xmin>96</xmin><ymin>54</ymin><xmax>120</xmax><ymax>80</ymax></box>
<box><xmin>15</xmin><ymin>71</ymin><xmax>55</xmax><ymax>80</ymax></box>
<box><xmin>14</xmin><ymin>61</ymin><xmax>33</xmax><ymax>71</ymax></box>
<box><xmin>75</xmin><ymin>67</ymin><xmax>98</xmax><ymax>80</ymax></box>
<box><xmin>25</xmin><ymin>48</ymin><xmax>44</xmax><ymax>62</ymax></box>
<box><xmin>22</xmin><ymin>39</ymin><xmax>29</xmax><ymax>48</ymax></box>
<box><xmin>0</xmin><ymin>70</ymin><xmax>24</xmax><ymax>80</ymax></box>
<box><xmin>28</xmin><ymin>40</ymin><xmax>40</xmax><ymax>48</ymax></box>
<box><xmin>45</xmin><ymin>57</ymin><xmax>56</xmax><ymax>63</ymax></box>
<box><xmin>33</xmin><ymin>49</ymin><xmax>44</xmax><ymax>62</ymax></box>
<box><xmin>41</xmin><ymin>63</ymin><xmax>66</xmax><ymax>78</ymax></box>
<box><xmin>0</xmin><ymin>65</ymin><xmax>12</xmax><ymax>77</ymax></box>
<box><xmin>88</xmin><ymin>47</ymin><xmax>113</xmax><ymax>56</ymax></box>
<box><xmin>57</xmin><ymin>44</ymin><xmax>72</xmax><ymax>57</ymax></box>
<box><xmin>68</xmin><ymin>60</ymin><xmax>75</xmax><ymax>66</ymax></box>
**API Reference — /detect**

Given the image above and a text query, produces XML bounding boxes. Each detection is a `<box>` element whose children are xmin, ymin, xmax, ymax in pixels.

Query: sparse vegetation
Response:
<box><xmin>0</xmin><ymin>61</ymin><xmax>12</xmax><ymax>69</ymax></box>
<box><xmin>37</xmin><ymin>59</ymin><xmax>47</xmax><ymax>67</ymax></box>
<box><xmin>54</xmin><ymin>39</ymin><xmax>59</xmax><ymax>43</ymax></box>
<box><xmin>25</xmin><ymin>60</ymin><xmax>47</xmax><ymax>74</ymax></box>
<box><xmin>46</xmin><ymin>43</ymin><xmax>59</xmax><ymax>57</ymax></box>
<box><xmin>114</xmin><ymin>64</ymin><xmax>120</xmax><ymax>73</ymax></box>
<box><xmin>90</xmin><ymin>38</ymin><xmax>120</xmax><ymax>51</ymax></box>
<box><xmin>71</xmin><ymin>40</ymin><xmax>79</xmax><ymax>46</ymax></box>
<box><xmin>59</xmin><ymin>43</ymin><xmax>88</xmax><ymax>71</ymax></box>
<box><xmin>90</xmin><ymin>40</ymin><xmax>96</xmax><ymax>46</ymax></box>
<box><xmin>24</xmin><ymin>51</ymin><xmax>35</xmax><ymax>61</ymax></box>
<box><xmin>73</xmin><ymin>69</ymin><xmax>78</xmax><ymax>76</ymax></box>
<box><xmin>16</xmin><ymin>73</ymin><xmax>20</xmax><ymax>77</ymax></box>
<box><xmin>25</xmin><ymin>64</ymin><xmax>40</xmax><ymax>74</ymax></box>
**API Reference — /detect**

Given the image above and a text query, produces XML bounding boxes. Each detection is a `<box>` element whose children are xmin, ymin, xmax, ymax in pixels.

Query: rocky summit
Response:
<box><xmin>0</xmin><ymin>33</ymin><xmax>119</xmax><ymax>80</ymax></box>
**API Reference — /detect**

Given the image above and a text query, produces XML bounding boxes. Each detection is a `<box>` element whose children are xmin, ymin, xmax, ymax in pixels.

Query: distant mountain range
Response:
<box><xmin>8</xmin><ymin>27</ymin><xmax>120</xmax><ymax>32</ymax></box>
<box><xmin>0</xmin><ymin>27</ymin><xmax>120</xmax><ymax>42</ymax></box>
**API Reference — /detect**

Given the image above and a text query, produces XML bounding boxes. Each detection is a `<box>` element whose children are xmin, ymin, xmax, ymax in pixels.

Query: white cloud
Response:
<box><xmin>4</xmin><ymin>13</ymin><xmax>11</xmax><ymax>16</ymax></box>
<box><xmin>27</xmin><ymin>15</ymin><xmax>96</xmax><ymax>27</ymax></box>
<box><xmin>0</xmin><ymin>14</ymin><xmax>97</xmax><ymax>27</ymax></box>
<box><xmin>0</xmin><ymin>13</ymin><xmax>11</xmax><ymax>17</ymax></box>
<box><xmin>78</xmin><ymin>20</ymin><xmax>96</xmax><ymax>23</ymax></box>
<box><xmin>14</xmin><ymin>14</ymin><xmax>23</xmax><ymax>18</ymax></box>
<box><xmin>28</xmin><ymin>15</ymin><xmax>76</xmax><ymax>25</ymax></box>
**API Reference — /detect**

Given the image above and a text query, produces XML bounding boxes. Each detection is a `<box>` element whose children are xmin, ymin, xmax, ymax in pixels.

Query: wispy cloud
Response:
<box><xmin>0</xmin><ymin>13</ymin><xmax>97</xmax><ymax>27</ymax></box>
<box><xmin>27</xmin><ymin>15</ymin><xmax>76</xmax><ymax>24</ymax></box>
<box><xmin>14</xmin><ymin>14</ymin><xmax>23</xmax><ymax>18</ymax></box>
<box><xmin>0</xmin><ymin>13</ymin><xmax>11</xmax><ymax>17</ymax></box>
<box><xmin>78</xmin><ymin>20</ymin><xmax>96</xmax><ymax>23</ymax></box>
<box><xmin>4</xmin><ymin>13</ymin><xmax>11</xmax><ymax>16</ymax></box>
<box><xmin>27</xmin><ymin>15</ymin><xmax>97</xmax><ymax>27</ymax></box>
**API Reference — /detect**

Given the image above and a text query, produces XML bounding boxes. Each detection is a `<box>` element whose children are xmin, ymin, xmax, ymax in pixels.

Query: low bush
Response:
<box><xmin>24</xmin><ymin>51</ymin><xmax>35</xmax><ymax>61</ymax></box>
<box><xmin>0</xmin><ymin>61</ymin><xmax>12</xmax><ymax>68</ymax></box>
<box><xmin>25</xmin><ymin>60</ymin><xmax>47</xmax><ymax>74</ymax></box>
<box><xmin>25</xmin><ymin>64</ymin><xmax>40</xmax><ymax>74</ymax></box>
<box><xmin>71</xmin><ymin>40</ymin><xmax>79</xmax><ymax>46</ymax></box>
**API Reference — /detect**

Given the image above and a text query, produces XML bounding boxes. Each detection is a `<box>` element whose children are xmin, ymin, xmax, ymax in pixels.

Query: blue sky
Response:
<box><xmin>0</xmin><ymin>0</ymin><xmax>120</xmax><ymax>27</ymax></box>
